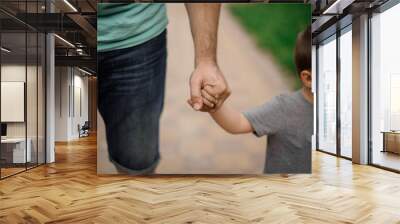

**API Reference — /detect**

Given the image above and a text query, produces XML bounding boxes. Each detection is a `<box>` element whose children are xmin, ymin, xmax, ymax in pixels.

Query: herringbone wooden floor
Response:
<box><xmin>1</xmin><ymin>135</ymin><xmax>400</xmax><ymax>224</ymax></box>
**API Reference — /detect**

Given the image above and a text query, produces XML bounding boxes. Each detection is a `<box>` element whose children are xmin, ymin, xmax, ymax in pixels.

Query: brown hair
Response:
<box><xmin>294</xmin><ymin>26</ymin><xmax>311</xmax><ymax>75</ymax></box>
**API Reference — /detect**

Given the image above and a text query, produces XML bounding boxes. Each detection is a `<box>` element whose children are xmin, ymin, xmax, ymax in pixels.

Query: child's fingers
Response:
<box><xmin>202</xmin><ymin>97</ymin><xmax>215</xmax><ymax>108</ymax></box>
<box><xmin>204</xmin><ymin>85</ymin><xmax>219</xmax><ymax>99</ymax></box>
<box><xmin>201</xmin><ymin>89</ymin><xmax>218</xmax><ymax>104</ymax></box>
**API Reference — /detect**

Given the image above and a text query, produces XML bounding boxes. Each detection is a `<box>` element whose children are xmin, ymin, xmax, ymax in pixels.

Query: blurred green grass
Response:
<box><xmin>229</xmin><ymin>4</ymin><xmax>311</xmax><ymax>88</ymax></box>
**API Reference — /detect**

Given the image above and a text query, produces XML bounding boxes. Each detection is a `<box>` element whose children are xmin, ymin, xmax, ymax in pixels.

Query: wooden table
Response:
<box><xmin>381</xmin><ymin>131</ymin><xmax>400</xmax><ymax>154</ymax></box>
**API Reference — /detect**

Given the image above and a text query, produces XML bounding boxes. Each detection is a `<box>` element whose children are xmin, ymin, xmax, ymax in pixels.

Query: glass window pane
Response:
<box><xmin>1</xmin><ymin>30</ymin><xmax>28</xmax><ymax>177</ymax></box>
<box><xmin>318</xmin><ymin>36</ymin><xmax>337</xmax><ymax>154</ymax></box>
<box><xmin>339</xmin><ymin>29</ymin><xmax>352</xmax><ymax>158</ymax></box>
<box><xmin>371</xmin><ymin>3</ymin><xmax>400</xmax><ymax>171</ymax></box>
<box><xmin>26</xmin><ymin>0</ymin><xmax>39</xmax><ymax>170</ymax></box>
<box><xmin>27</xmin><ymin>31</ymin><xmax>38</xmax><ymax>169</ymax></box>
<box><xmin>1</xmin><ymin>0</ymin><xmax>46</xmax><ymax>179</ymax></box>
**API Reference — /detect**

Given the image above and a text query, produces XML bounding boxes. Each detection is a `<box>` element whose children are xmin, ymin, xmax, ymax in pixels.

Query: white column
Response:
<box><xmin>46</xmin><ymin>33</ymin><xmax>55</xmax><ymax>163</ymax></box>
<box><xmin>45</xmin><ymin>1</ymin><xmax>55</xmax><ymax>163</ymax></box>
<box><xmin>352</xmin><ymin>14</ymin><xmax>369</xmax><ymax>164</ymax></box>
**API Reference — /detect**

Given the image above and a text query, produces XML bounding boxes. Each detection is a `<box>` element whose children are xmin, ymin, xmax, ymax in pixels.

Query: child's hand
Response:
<box><xmin>201</xmin><ymin>85</ymin><xmax>219</xmax><ymax>109</ymax></box>
<box><xmin>187</xmin><ymin>85</ymin><xmax>223</xmax><ymax>112</ymax></box>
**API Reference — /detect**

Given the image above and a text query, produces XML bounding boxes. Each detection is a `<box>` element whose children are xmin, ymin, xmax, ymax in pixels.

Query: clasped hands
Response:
<box><xmin>187</xmin><ymin>61</ymin><xmax>230</xmax><ymax>112</ymax></box>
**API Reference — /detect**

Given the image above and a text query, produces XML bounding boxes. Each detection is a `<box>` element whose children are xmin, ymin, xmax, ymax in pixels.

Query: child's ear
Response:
<box><xmin>300</xmin><ymin>70</ymin><xmax>312</xmax><ymax>89</ymax></box>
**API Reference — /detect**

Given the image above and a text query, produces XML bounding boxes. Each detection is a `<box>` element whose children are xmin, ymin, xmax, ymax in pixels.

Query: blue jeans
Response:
<box><xmin>98</xmin><ymin>31</ymin><xmax>167</xmax><ymax>174</ymax></box>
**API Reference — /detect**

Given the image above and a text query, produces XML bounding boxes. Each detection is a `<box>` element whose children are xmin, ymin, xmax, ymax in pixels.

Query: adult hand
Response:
<box><xmin>185</xmin><ymin>3</ymin><xmax>225</xmax><ymax>112</ymax></box>
<box><xmin>189</xmin><ymin>61</ymin><xmax>231</xmax><ymax>112</ymax></box>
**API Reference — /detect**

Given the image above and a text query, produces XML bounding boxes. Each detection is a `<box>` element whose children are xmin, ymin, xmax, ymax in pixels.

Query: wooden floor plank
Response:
<box><xmin>1</xmin><ymin>135</ymin><xmax>400</xmax><ymax>223</ymax></box>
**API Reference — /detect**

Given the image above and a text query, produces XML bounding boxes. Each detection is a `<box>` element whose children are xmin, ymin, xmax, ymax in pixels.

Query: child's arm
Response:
<box><xmin>199</xmin><ymin>87</ymin><xmax>253</xmax><ymax>134</ymax></box>
<box><xmin>209</xmin><ymin>102</ymin><xmax>253</xmax><ymax>134</ymax></box>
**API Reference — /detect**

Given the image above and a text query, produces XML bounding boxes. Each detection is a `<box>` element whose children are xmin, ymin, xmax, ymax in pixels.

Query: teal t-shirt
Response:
<box><xmin>97</xmin><ymin>3</ymin><xmax>168</xmax><ymax>52</ymax></box>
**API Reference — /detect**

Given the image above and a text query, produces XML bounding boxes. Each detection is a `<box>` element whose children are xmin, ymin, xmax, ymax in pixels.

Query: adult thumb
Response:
<box><xmin>190</xmin><ymin>77</ymin><xmax>203</xmax><ymax>110</ymax></box>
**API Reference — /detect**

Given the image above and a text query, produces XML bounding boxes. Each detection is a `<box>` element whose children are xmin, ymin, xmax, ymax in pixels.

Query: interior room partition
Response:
<box><xmin>0</xmin><ymin>0</ymin><xmax>47</xmax><ymax>179</ymax></box>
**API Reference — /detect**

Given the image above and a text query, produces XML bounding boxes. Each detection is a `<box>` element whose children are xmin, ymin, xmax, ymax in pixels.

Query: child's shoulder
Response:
<box><xmin>273</xmin><ymin>90</ymin><xmax>299</xmax><ymax>103</ymax></box>
<box><xmin>268</xmin><ymin>90</ymin><xmax>303</xmax><ymax>110</ymax></box>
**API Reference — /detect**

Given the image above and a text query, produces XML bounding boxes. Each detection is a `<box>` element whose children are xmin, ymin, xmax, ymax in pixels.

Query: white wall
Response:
<box><xmin>1</xmin><ymin>66</ymin><xmax>26</xmax><ymax>137</ymax></box>
<box><xmin>54</xmin><ymin>66</ymin><xmax>70</xmax><ymax>141</ymax></box>
<box><xmin>72</xmin><ymin>73</ymin><xmax>89</xmax><ymax>136</ymax></box>
<box><xmin>1</xmin><ymin>63</ymin><xmax>46</xmax><ymax>164</ymax></box>
<box><xmin>1</xmin><ymin>65</ymin><xmax>35</xmax><ymax>138</ymax></box>
<box><xmin>54</xmin><ymin>67</ymin><xmax>89</xmax><ymax>141</ymax></box>
<box><xmin>1</xmin><ymin>65</ymin><xmax>26</xmax><ymax>141</ymax></box>
<box><xmin>1</xmin><ymin>65</ymin><xmax>25</xmax><ymax>81</ymax></box>
<box><xmin>1</xmin><ymin>82</ymin><xmax>25</xmax><ymax>122</ymax></box>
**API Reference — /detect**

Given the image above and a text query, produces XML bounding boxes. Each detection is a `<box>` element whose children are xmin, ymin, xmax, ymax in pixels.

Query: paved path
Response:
<box><xmin>157</xmin><ymin>4</ymin><xmax>291</xmax><ymax>174</ymax></box>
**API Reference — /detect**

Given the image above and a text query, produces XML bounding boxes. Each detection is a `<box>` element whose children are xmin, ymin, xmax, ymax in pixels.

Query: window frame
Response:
<box><xmin>315</xmin><ymin>22</ymin><xmax>353</xmax><ymax>160</ymax></box>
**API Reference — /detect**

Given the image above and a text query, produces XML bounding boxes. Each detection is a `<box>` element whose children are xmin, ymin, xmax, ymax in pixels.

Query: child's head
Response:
<box><xmin>294</xmin><ymin>26</ymin><xmax>312</xmax><ymax>90</ymax></box>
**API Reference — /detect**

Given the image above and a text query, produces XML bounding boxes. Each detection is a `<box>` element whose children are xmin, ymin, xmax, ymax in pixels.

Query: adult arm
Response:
<box><xmin>185</xmin><ymin>3</ymin><xmax>230</xmax><ymax>111</ymax></box>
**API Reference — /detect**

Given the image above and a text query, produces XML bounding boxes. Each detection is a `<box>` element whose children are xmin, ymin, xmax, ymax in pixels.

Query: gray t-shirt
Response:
<box><xmin>243</xmin><ymin>90</ymin><xmax>313</xmax><ymax>173</ymax></box>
